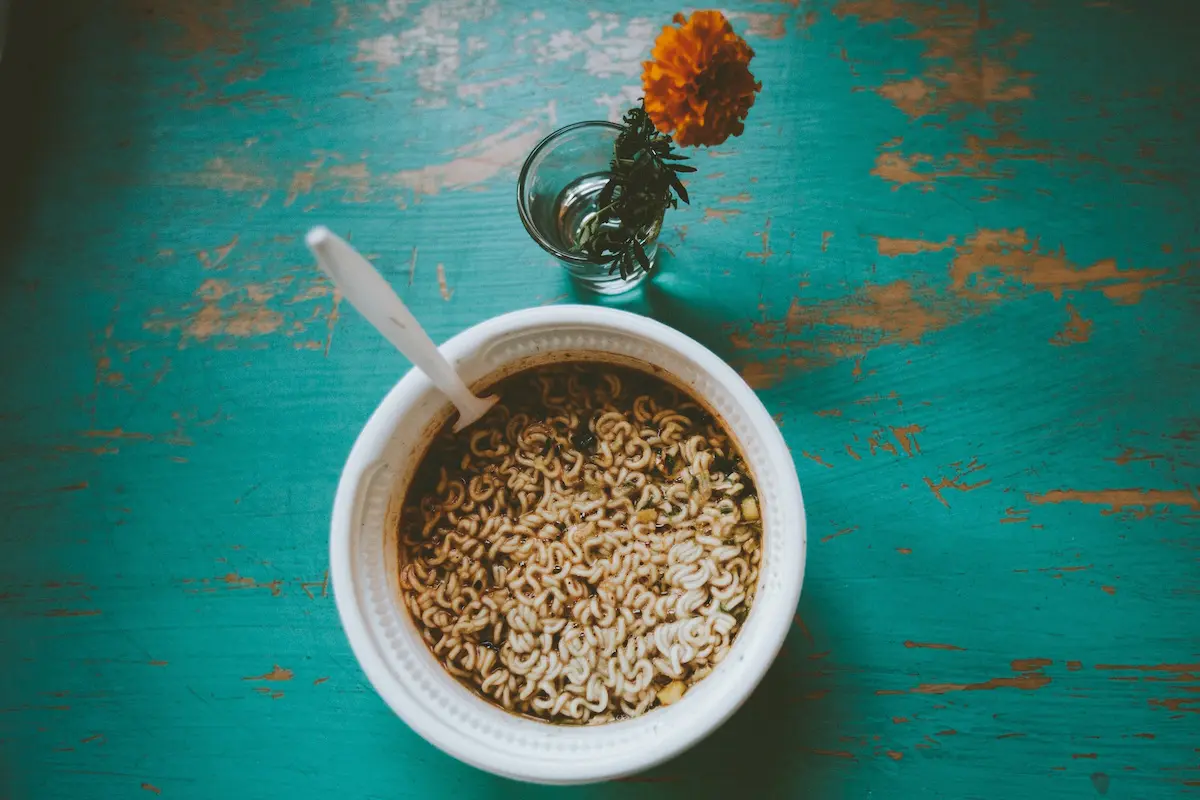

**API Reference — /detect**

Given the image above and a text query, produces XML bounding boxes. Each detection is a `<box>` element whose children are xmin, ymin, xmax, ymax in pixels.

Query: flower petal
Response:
<box><xmin>641</xmin><ymin>10</ymin><xmax>761</xmax><ymax>147</ymax></box>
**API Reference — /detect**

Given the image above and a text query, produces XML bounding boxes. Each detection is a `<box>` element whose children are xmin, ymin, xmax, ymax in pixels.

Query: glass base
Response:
<box><xmin>565</xmin><ymin>264</ymin><xmax>647</xmax><ymax>295</ymax></box>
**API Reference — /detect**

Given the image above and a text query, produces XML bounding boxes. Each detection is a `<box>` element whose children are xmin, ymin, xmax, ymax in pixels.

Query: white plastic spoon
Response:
<box><xmin>305</xmin><ymin>226</ymin><xmax>497</xmax><ymax>432</ymax></box>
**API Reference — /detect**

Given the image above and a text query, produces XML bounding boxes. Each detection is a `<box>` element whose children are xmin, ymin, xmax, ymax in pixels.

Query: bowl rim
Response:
<box><xmin>330</xmin><ymin>304</ymin><xmax>806</xmax><ymax>784</ymax></box>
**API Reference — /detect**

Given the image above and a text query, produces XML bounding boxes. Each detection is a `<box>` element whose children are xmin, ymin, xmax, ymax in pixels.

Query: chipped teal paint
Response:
<box><xmin>0</xmin><ymin>0</ymin><xmax>1197</xmax><ymax>797</ymax></box>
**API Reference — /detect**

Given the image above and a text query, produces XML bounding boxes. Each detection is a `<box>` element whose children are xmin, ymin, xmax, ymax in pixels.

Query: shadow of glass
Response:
<box><xmin>558</xmin><ymin>262</ymin><xmax>651</xmax><ymax>316</ymax></box>
<box><xmin>642</xmin><ymin>252</ymin><xmax>748</xmax><ymax>366</ymax></box>
<box><xmin>558</xmin><ymin>249</ymin><xmax>746</xmax><ymax>368</ymax></box>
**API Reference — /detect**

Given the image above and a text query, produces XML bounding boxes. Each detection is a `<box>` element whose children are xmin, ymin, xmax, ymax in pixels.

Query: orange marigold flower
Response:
<box><xmin>642</xmin><ymin>11</ymin><xmax>762</xmax><ymax>147</ymax></box>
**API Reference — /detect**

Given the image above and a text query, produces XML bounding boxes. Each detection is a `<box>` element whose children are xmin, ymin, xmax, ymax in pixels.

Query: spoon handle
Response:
<box><xmin>305</xmin><ymin>226</ymin><xmax>495</xmax><ymax>429</ymax></box>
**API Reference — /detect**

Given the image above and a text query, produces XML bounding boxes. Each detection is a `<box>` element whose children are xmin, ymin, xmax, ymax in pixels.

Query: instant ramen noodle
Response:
<box><xmin>398</xmin><ymin>362</ymin><xmax>762</xmax><ymax>724</ymax></box>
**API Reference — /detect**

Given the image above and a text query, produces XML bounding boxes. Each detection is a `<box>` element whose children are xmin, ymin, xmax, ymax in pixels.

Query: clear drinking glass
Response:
<box><xmin>517</xmin><ymin>121</ymin><xmax>661</xmax><ymax>295</ymax></box>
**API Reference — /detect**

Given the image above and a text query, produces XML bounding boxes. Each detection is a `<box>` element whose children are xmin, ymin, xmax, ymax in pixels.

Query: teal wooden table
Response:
<box><xmin>1</xmin><ymin>1</ymin><xmax>1197</xmax><ymax>797</ymax></box>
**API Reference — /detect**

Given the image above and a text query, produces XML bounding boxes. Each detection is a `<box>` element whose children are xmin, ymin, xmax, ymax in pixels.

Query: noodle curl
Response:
<box><xmin>399</xmin><ymin>364</ymin><xmax>761</xmax><ymax>724</ymax></box>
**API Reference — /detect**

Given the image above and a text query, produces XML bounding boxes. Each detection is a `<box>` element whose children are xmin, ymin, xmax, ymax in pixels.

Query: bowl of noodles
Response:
<box><xmin>330</xmin><ymin>304</ymin><xmax>805</xmax><ymax>783</ymax></box>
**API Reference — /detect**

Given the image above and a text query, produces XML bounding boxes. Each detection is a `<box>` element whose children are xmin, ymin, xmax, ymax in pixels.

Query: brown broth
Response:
<box><xmin>396</xmin><ymin>361</ymin><xmax>762</xmax><ymax>724</ymax></box>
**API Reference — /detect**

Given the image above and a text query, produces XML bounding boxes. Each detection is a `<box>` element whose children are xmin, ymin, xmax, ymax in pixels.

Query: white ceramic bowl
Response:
<box><xmin>330</xmin><ymin>305</ymin><xmax>806</xmax><ymax>784</ymax></box>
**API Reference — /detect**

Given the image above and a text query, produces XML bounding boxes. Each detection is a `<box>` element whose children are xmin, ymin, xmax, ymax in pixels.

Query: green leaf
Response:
<box><xmin>668</xmin><ymin>171</ymin><xmax>690</xmax><ymax>205</ymax></box>
<box><xmin>595</xmin><ymin>100</ymin><xmax>695</xmax><ymax>269</ymax></box>
<box><xmin>597</xmin><ymin>178</ymin><xmax>618</xmax><ymax>215</ymax></box>
<box><xmin>632</xmin><ymin>239</ymin><xmax>650</xmax><ymax>271</ymax></box>
<box><xmin>586</xmin><ymin>240</ymin><xmax>603</xmax><ymax>260</ymax></box>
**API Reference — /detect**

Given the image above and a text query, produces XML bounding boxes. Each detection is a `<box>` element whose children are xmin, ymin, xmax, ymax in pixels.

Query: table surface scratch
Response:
<box><xmin>0</xmin><ymin>0</ymin><xmax>1197</xmax><ymax>798</ymax></box>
